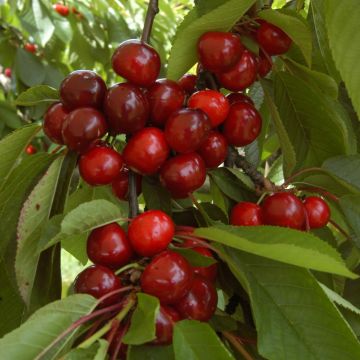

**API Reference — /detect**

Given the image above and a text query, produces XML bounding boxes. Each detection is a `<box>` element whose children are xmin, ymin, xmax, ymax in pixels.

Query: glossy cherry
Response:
<box><xmin>4</xmin><ymin>68</ymin><xmax>11</xmax><ymax>78</ymax></box>
<box><xmin>74</xmin><ymin>265</ymin><xmax>122</xmax><ymax>306</ymax></box>
<box><xmin>303</xmin><ymin>196</ymin><xmax>330</xmax><ymax>229</ymax></box>
<box><xmin>25</xmin><ymin>144</ymin><xmax>37</xmax><ymax>155</ymax></box>
<box><xmin>61</xmin><ymin>107</ymin><xmax>107</xmax><ymax>152</ymax></box>
<box><xmin>197</xmin><ymin>130</ymin><xmax>228</xmax><ymax>168</ymax></box>
<box><xmin>112</xmin><ymin>39</ymin><xmax>160</xmax><ymax>87</ymax></box>
<box><xmin>141</xmin><ymin>250</ymin><xmax>193</xmax><ymax>304</ymax></box>
<box><xmin>164</xmin><ymin>108</ymin><xmax>211</xmax><ymax>153</ymax></box>
<box><xmin>111</xmin><ymin>167</ymin><xmax>142</xmax><ymax>200</ymax></box>
<box><xmin>24</xmin><ymin>43</ymin><xmax>37</xmax><ymax>53</ymax></box>
<box><xmin>123</xmin><ymin>127</ymin><xmax>169</xmax><ymax>175</ymax></box>
<box><xmin>230</xmin><ymin>202</ymin><xmax>263</xmax><ymax>226</ymax></box>
<box><xmin>178</xmin><ymin>74</ymin><xmax>197</xmax><ymax>94</ymax></box>
<box><xmin>104</xmin><ymin>83</ymin><xmax>149</xmax><ymax>135</ymax></box>
<box><xmin>128</xmin><ymin>210</ymin><xmax>175</xmax><ymax>257</ymax></box>
<box><xmin>153</xmin><ymin>305</ymin><xmax>181</xmax><ymax>345</ymax></box>
<box><xmin>226</xmin><ymin>92</ymin><xmax>254</xmax><ymax>106</ymax></box>
<box><xmin>60</xmin><ymin>70</ymin><xmax>106</xmax><ymax>110</ymax></box>
<box><xmin>87</xmin><ymin>223</ymin><xmax>133</xmax><ymax>269</ymax></box>
<box><xmin>257</xmin><ymin>50</ymin><xmax>272</xmax><ymax>77</ymax></box>
<box><xmin>197</xmin><ymin>31</ymin><xmax>243</xmax><ymax>72</ymax></box>
<box><xmin>53</xmin><ymin>3</ymin><xmax>70</xmax><ymax>16</ymax></box>
<box><xmin>43</xmin><ymin>102</ymin><xmax>69</xmax><ymax>144</ymax></box>
<box><xmin>175</xmin><ymin>275</ymin><xmax>217</xmax><ymax>321</ymax></box>
<box><xmin>160</xmin><ymin>153</ymin><xmax>207</xmax><ymax>198</ymax></box>
<box><xmin>188</xmin><ymin>90</ymin><xmax>230</xmax><ymax>128</ymax></box>
<box><xmin>79</xmin><ymin>146</ymin><xmax>123</xmax><ymax>186</ymax></box>
<box><xmin>147</xmin><ymin>79</ymin><xmax>185</xmax><ymax>127</ymax></box>
<box><xmin>256</xmin><ymin>21</ymin><xmax>292</xmax><ymax>55</ymax></box>
<box><xmin>262</xmin><ymin>192</ymin><xmax>306</xmax><ymax>230</ymax></box>
<box><xmin>217</xmin><ymin>50</ymin><xmax>257</xmax><ymax>91</ymax></box>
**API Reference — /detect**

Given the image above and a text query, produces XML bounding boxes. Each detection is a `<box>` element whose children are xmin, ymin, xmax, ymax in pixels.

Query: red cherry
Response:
<box><xmin>141</xmin><ymin>250</ymin><xmax>193</xmax><ymax>304</ymax></box>
<box><xmin>79</xmin><ymin>146</ymin><xmax>123</xmax><ymax>186</ymax></box>
<box><xmin>226</xmin><ymin>92</ymin><xmax>254</xmax><ymax>106</ymax></box>
<box><xmin>153</xmin><ymin>305</ymin><xmax>181</xmax><ymax>345</ymax></box>
<box><xmin>160</xmin><ymin>153</ymin><xmax>206</xmax><ymax>198</ymax></box>
<box><xmin>188</xmin><ymin>90</ymin><xmax>230</xmax><ymax>128</ymax></box>
<box><xmin>175</xmin><ymin>276</ymin><xmax>217</xmax><ymax>321</ymax></box>
<box><xmin>74</xmin><ymin>265</ymin><xmax>122</xmax><ymax>306</ymax></box>
<box><xmin>197</xmin><ymin>32</ymin><xmax>244</xmax><ymax>72</ymax></box>
<box><xmin>60</xmin><ymin>70</ymin><xmax>106</xmax><ymax>110</ymax></box>
<box><xmin>197</xmin><ymin>130</ymin><xmax>228</xmax><ymax>168</ymax></box>
<box><xmin>25</xmin><ymin>144</ymin><xmax>37</xmax><ymax>155</ymax></box>
<box><xmin>230</xmin><ymin>202</ymin><xmax>263</xmax><ymax>226</ymax></box>
<box><xmin>164</xmin><ymin>108</ymin><xmax>211</xmax><ymax>153</ymax></box>
<box><xmin>128</xmin><ymin>210</ymin><xmax>175</xmax><ymax>257</ymax></box>
<box><xmin>178</xmin><ymin>74</ymin><xmax>197</xmax><ymax>94</ymax></box>
<box><xmin>257</xmin><ymin>21</ymin><xmax>292</xmax><ymax>55</ymax></box>
<box><xmin>257</xmin><ymin>51</ymin><xmax>272</xmax><ymax>77</ymax></box>
<box><xmin>53</xmin><ymin>3</ymin><xmax>70</xmax><ymax>16</ymax></box>
<box><xmin>223</xmin><ymin>102</ymin><xmax>262</xmax><ymax>147</ymax></box>
<box><xmin>24</xmin><ymin>43</ymin><xmax>37</xmax><ymax>53</ymax></box>
<box><xmin>262</xmin><ymin>192</ymin><xmax>305</xmax><ymax>230</ymax></box>
<box><xmin>112</xmin><ymin>40</ymin><xmax>160</xmax><ymax>87</ymax></box>
<box><xmin>111</xmin><ymin>167</ymin><xmax>142</xmax><ymax>200</ymax></box>
<box><xmin>87</xmin><ymin>223</ymin><xmax>133</xmax><ymax>269</ymax></box>
<box><xmin>123</xmin><ymin>128</ymin><xmax>170</xmax><ymax>175</ymax></box>
<box><xmin>217</xmin><ymin>50</ymin><xmax>257</xmax><ymax>92</ymax></box>
<box><xmin>104</xmin><ymin>83</ymin><xmax>149</xmax><ymax>135</ymax></box>
<box><xmin>61</xmin><ymin>107</ymin><xmax>107</xmax><ymax>152</ymax></box>
<box><xmin>43</xmin><ymin>102</ymin><xmax>69</xmax><ymax>144</ymax></box>
<box><xmin>4</xmin><ymin>68</ymin><xmax>11</xmax><ymax>78</ymax></box>
<box><xmin>303</xmin><ymin>197</ymin><xmax>330</xmax><ymax>229</ymax></box>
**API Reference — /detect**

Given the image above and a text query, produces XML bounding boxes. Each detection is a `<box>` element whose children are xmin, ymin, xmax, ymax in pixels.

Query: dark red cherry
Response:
<box><xmin>104</xmin><ymin>83</ymin><xmax>149</xmax><ymax>135</ymax></box>
<box><xmin>123</xmin><ymin>128</ymin><xmax>169</xmax><ymax>175</ymax></box>
<box><xmin>53</xmin><ymin>3</ymin><xmax>69</xmax><ymax>16</ymax></box>
<box><xmin>60</xmin><ymin>70</ymin><xmax>106</xmax><ymax>110</ymax></box>
<box><xmin>257</xmin><ymin>50</ymin><xmax>272</xmax><ymax>77</ymax></box>
<box><xmin>175</xmin><ymin>276</ymin><xmax>217</xmax><ymax>321</ymax></box>
<box><xmin>262</xmin><ymin>192</ymin><xmax>305</xmax><ymax>230</ymax></box>
<box><xmin>256</xmin><ymin>21</ymin><xmax>292</xmax><ymax>55</ymax></box>
<box><xmin>217</xmin><ymin>50</ymin><xmax>257</xmax><ymax>92</ymax></box>
<box><xmin>87</xmin><ymin>223</ymin><xmax>133</xmax><ymax>269</ymax></box>
<box><xmin>128</xmin><ymin>210</ymin><xmax>175</xmax><ymax>257</ymax></box>
<box><xmin>164</xmin><ymin>108</ymin><xmax>211</xmax><ymax>153</ymax></box>
<box><xmin>197</xmin><ymin>31</ymin><xmax>244</xmax><ymax>72</ymax></box>
<box><xmin>141</xmin><ymin>250</ymin><xmax>193</xmax><ymax>304</ymax></box>
<box><xmin>226</xmin><ymin>92</ymin><xmax>254</xmax><ymax>106</ymax></box>
<box><xmin>230</xmin><ymin>202</ymin><xmax>263</xmax><ymax>226</ymax></box>
<box><xmin>223</xmin><ymin>102</ymin><xmax>262</xmax><ymax>147</ymax></box>
<box><xmin>74</xmin><ymin>265</ymin><xmax>122</xmax><ymax>305</ymax></box>
<box><xmin>188</xmin><ymin>90</ymin><xmax>230</xmax><ymax>128</ymax></box>
<box><xmin>24</xmin><ymin>43</ymin><xmax>37</xmax><ymax>53</ymax></box>
<box><xmin>147</xmin><ymin>79</ymin><xmax>185</xmax><ymax>127</ymax></box>
<box><xmin>178</xmin><ymin>74</ymin><xmax>197</xmax><ymax>94</ymax></box>
<box><xmin>61</xmin><ymin>107</ymin><xmax>107</xmax><ymax>152</ymax></box>
<box><xmin>153</xmin><ymin>305</ymin><xmax>181</xmax><ymax>345</ymax></box>
<box><xmin>197</xmin><ymin>130</ymin><xmax>228</xmax><ymax>168</ymax></box>
<box><xmin>43</xmin><ymin>102</ymin><xmax>69</xmax><ymax>144</ymax></box>
<box><xmin>303</xmin><ymin>197</ymin><xmax>330</xmax><ymax>229</ymax></box>
<box><xmin>25</xmin><ymin>144</ymin><xmax>37</xmax><ymax>155</ymax></box>
<box><xmin>4</xmin><ymin>68</ymin><xmax>11</xmax><ymax>78</ymax></box>
<box><xmin>79</xmin><ymin>146</ymin><xmax>123</xmax><ymax>186</ymax></box>
<box><xmin>111</xmin><ymin>167</ymin><xmax>142</xmax><ymax>200</ymax></box>
<box><xmin>112</xmin><ymin>40</ymin><xmax>160</xmax><ymax>87</ymax></box>
<box><xmin>160</xmin><ymin>153</ymin><xmax>206</xmax><ymax>198</ymax></box>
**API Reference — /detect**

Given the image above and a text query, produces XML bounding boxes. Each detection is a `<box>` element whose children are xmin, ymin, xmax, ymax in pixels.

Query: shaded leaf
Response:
<box><xmin>14</xmin><ymin>85</ymin><xmax>59</xmax><ymax>106</ymax></box>
<box><xmin>127</xmin><ymin>345</ymin><xmax>174</xmax><ymax>360</ymax></box>
<box><xmin>142</xmin><ymin>176</ymin><xmax>172</xmax><ymax>215</ymax></box>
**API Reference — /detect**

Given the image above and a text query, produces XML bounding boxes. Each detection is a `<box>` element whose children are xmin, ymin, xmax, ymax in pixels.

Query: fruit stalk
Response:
<box><xmin>222</xmin><ymin>331</ymin><xmax>254</xmax><ymax>360</ymax></box>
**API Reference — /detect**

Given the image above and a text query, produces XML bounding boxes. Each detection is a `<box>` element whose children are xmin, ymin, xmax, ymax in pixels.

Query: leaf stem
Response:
<box><xmin>329</xmin><ymin>219</ymin><xmax>351</xmax><ymax>240</ymax></box>
<box><xmin>282</xmin><ymin>167</ymin><xmax>326</xmax><ymax>187</ymax></box>
<box><xmin>115</xmin><ymin>262</ymin><xmax>145</xmax><ymax>275</ymax></box>
<box><xmin>222</xmin><ymin>331</ymin><xmax>254</xmax><ymax>360</ymax></box>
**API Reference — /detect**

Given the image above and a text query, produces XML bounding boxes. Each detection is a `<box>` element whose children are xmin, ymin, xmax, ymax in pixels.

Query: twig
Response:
<box><xmin>222</xmin><ymin>331</ymin><xmax>254</xmax><ymax>360</ymax></box>
<box><xmin>141</xmin><ymin>0</ymin><xmax>159</xmax><ymax>43</ymax></box>
<box><xmin>128</xmin><ymin>170</ymin><xmax>139</xmax><ymax>218</ymax></box>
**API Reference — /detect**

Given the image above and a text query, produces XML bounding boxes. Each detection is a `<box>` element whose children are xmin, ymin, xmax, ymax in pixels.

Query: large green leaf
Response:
<box><xmin>195</xmin><ymin>225</ymin><xmax>356</xmax><ymax>278</ymax></box>
<box><xmin>142</xmin><ymin>176</ymin><xmax>172</xmax><ymax>215</ymax></box>
<box><xmin>127</xmin><ymin>345</ymin><xmax>174</xmax><ymax>360</ymax></box>
<box><xmin>339</xmin><ymin>195</ymin><xmax>360</xmax><ymax>247</ymax></box>
<box><xmin>14</xmin><ymin>85</ymin><xmax>59</xmax><ymax>106</ymax></box>
<box><xmin>0</xmin><ymin>101</ymin><xmax>23</xmax><ymax>129</ymax></box>
<box><xmin>64</xmin><ymin>340</ymin><xmax>108</xmax><ymax>360</ymax></box>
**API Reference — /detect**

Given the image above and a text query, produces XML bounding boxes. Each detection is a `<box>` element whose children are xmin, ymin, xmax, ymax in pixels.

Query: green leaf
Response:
<box><xmin>14</xmin><ymin>85</ymin><xmax>59</xmax><ymax>106</ymax></box>
<box><xmin>142</xmin><ymin>176</ymin><xmax>172</xmax><ymax>215</ymax></box>
<box><xmin>0</xmin><ymin>101</ymin><xmax>23</xmax><ymax>129</ymax></box>
<box><xmin>195</xmin><ymin>225</ymin><xmax>356</xmax><ymax>278</ymax></box>
<box><xmin>167</xmin><ymin>0</ymin><xmax>256</xmax><ymax>80</ymax></box>
<box><xmin>128</xmin><ymin>345</ymin><xmax>174</xmax><ymax>360</ymax></box>
<box><xmin>64</xmin><ymin>340</ymin><xmax>108</xmax><ymax>360</ymax></box>
<box><xmin>170</xmin><ymin>246</ymin><xmax>217</xmax><ymax>267</ymax></box>
<box><xmin>173</xmin><ymin>320</ymin><xmax>235</xmax><ymax>359</ymax></box>
<box><xmin>123</xmin><ymin>293</ymin><xmax>159</xmax><ymax>345</ymax></box>
<box><xmin>339</xmin><ymin>195</ymin><xmax>360</xmax><ymax>247</ymax></box>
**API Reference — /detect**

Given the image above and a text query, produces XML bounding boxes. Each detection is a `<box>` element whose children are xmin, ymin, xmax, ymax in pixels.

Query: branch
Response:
<box><xmin>222</xmin><ymin>331</ymin><xmax>255</xmax><ymax>360</ymax></box>
<box><xmin>141</xmin><ymin>0</ymin><xmax>159</xmax><ymax>43</ymax></box>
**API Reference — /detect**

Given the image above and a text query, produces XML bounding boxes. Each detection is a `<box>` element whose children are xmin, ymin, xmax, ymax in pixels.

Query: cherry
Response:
<box><xmin>147</xmin><ymin>79</ymin><xmax>185</xmax><ymax>127</ymax></box>
<box><xmin>24</xmin><ymin>43</ymin><xmax>37</xmax><ymax>53</ymax></box>
<box><xmin>43</xmin><ymin>102</ymin><xmax>69</xmax><ymax>144</ymax></box>
<box><xmin>111</xmin><ymin>167</ymin><xmax>142</xmax><ymax>200</ymax></box>
<box><xmin>123</xmin><ymin>127</ymin><xmax>169</xmax><ymax>175</ymax></box>
<box><xmin>61</xmin><ymin>107</ymin><xmax>108</xmax><ymax>152</ymax></box>
<box><xmin>223</xmin><ymin>102</ymin><xmax>262</xmax><ymax>147</ymax></box>
<box><xmin>188</xmin><ymin>90</ymin><xmax>230</xmax><ymax>128</ymax></box>
<box><xmin>164</xmin><ymin>108</ymin><xmax>211</xmax><ymax>153</ymax></box>
<box><xmin>153</xmin><ymin>305</ymin><xmax>181</xmax><ymax>345</ymax></box>
<box><xmin>257</xmin><ymin>50</ymin><xmax>272</xmax><ymax>77</ymax></box>
<box><xmin>87</xmin><ymin>223</ymin><xmax>133</xmax><ymax>269</ymax></box>
<box><xmin>160</xmin><ymin>153</ymin><xmax>206</xmax><ymax>198</ymax></box>
<box><xmin>112</xmin><ymin>40</ymin><xmax>160</xmax><ymax>87</ymax></box>
<box><xmin>74</xmin><ymin>264</ymin><xmax>122</xmax><ymax>306</ymax></box>
<box><xmin>4</xmin><ymin>68</ymin><xmax>11</xmax><ymax>78</ymax></box>
<box><xmin>197</xmin><ymin>32</ymin><xmax>244</xmax><ymax>72</ymax></box>
<box><xmin>230</xmin><ymin>202</ymin><xmax>263</xmax><ymax>226</ymax></box>
<box><xmin>178</xmin><ymin>74</ymin><xmax>197</xmax><ymax>94</ymax></box>
<box><xmin>197</xmin><ymin>130</ymin><xmax>228</xmax><ymax>168</ymax></box>
<box><xmin>104</xmin><ymin>83</ymin><xmax>149</xmax><ymax>135</ymax></box>
<box><xmin>79</xmin><ymin>146</ymin><xmax>123</xmax><ymax>186</ymax></box>
<box><xmin>262</xmin><ymin>192</ymin><xmax>305</xmax><ymax>230</ymax></box>
<box><xmin>141</xmin><ymin>250</ymin><xmax>193</xmax><ymax>304</ymax></box>
<box><xmin>25</xmin><ymin>144</ymin><xmax>37</xmax><ymax>155</ymax></box>
<box><xmin>303</xmin><ymin>196</ymin><xmax>330</xmax><ymax>229</ymax></box>
<box><xmin>256</xmin><ymin>21</ymin><xmax>292</xmax><ymax>55</ymax></box>
<box><xmin>60</xmin><ymin>70</ymin><xmax>106</xmax><ymax>110</ymax></box>
<box><xmin>226</xmin><ymin>92</ymin><xmax>254</xmax><ymax>106</ymax></box>
<box><xmin>53</xmin><ymin>3</ymin><xmax>70</xmax><ymax>16</ymax></box>
<box><xmin>217</xmin><ymin>50</ymin><xmax>257</xmax><ymax>91</ymax></box>
<box><xmin>175</xmin><ymin>276</ymin><xmax>217</xmax><ymax>321</ymax></box>
<box><xmin>128</xmin><ymin>210</ymin><xmax>175</xmax><ymax>257</ymax></box>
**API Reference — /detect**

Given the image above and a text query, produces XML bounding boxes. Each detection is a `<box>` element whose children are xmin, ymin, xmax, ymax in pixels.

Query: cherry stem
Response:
<box><xmin>128</xmin><ymin>170</ymin><xmax>139</xmax><ymax>218</ymax></box>
<box><xmin>141</xmin><ymin>0</ymin><xmax>159</xmax><ymax>43</ymax></box>
<box><xmin>282</xmin><ymin>167</ymin><xmax>325</xmax><ymax>187</ymax></box>
<box><xmin>222</xmin><ymin>331</ymin><xmax>255</xmax><ymax>360</ymax></box>
<box><xmin>110</xmin><ymin>321</ymin><xmax>130</xmax><ymax>360</ymax></box>
<box><xmin>296</xmin><ymin>185</ymin><xmax>339</xmax><ymax>202</ymax></box>
<box><xmin>115</xmin><ymin>262</ymin><xmax>145</xmax><ymax>275</ymax></box>
<box><xmin>329</xmin><ymin>219</ymin><xmax>351</xmax><ymax>240</ymax></box>
<box><xmin>174</xmin><ymin>234</ymin><xmax>221</xmax><ymax>255</ymax></box>
<box><xmin>106</xmin><ymin>319</ymin><xmax>120</xmax><ymax>344</ymax></box>
<box><xmin>50</xmin><ymin>145</ymin><xmax>63</xmax><ymax>154</ymax></box>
